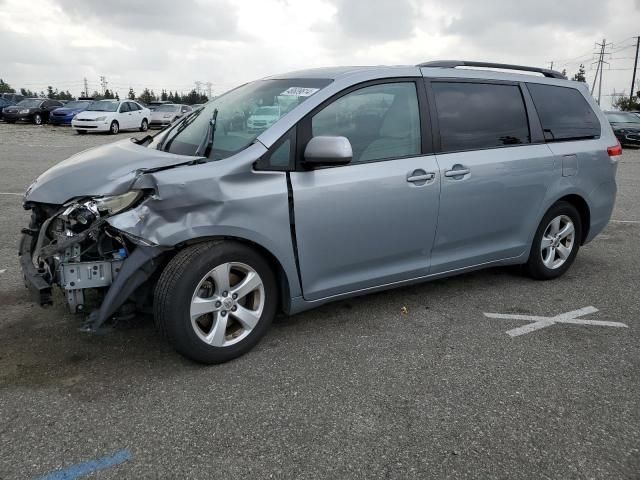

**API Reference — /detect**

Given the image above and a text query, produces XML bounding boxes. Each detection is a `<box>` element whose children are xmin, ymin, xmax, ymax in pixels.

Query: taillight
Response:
<box><xmin>607</xmin><ymin>142</ymin><xmax>622</xmax><ymax>157</ymax></box>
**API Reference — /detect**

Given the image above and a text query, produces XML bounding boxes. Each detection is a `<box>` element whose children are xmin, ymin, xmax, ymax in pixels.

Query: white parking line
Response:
<box><xmin>0</xmin><ymin>192</ymin><xmax>22</xmax><ymax>196</ymax></box>
<box><xmin>611</xmin><ymin>219</ymin><xmax>640</xmax><ymax>224</ymax></box>
<box><xmin>484</xmin><ymin>306</ymin><xmax>628</xmax><ymax>337</ymax></box>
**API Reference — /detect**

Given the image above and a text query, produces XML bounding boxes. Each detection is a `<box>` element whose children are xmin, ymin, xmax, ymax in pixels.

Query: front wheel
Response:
<box><xmin>109</xmin><ymin>120</ymin><xmax>119</xmax><ymax>134</ymax></box>
<box><xmin>524</xmin><ymin>201</ymin><xmax>582</xmax><ymax>280</ymax></box>
<box><xmin>154</xmin><ymin>241</ymin><xmax>278</xmax><ymax>364</ymax></box>
<box><xmin>139</xmin><ymin>118</ymin><xmax>148</xmax><ymax>132</ymax></box>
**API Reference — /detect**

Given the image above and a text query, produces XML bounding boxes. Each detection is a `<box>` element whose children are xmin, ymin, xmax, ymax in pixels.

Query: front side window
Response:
<box><xmin>119</xmin><ymin>102</ymin><xmax>130</xmax><ymax>113</ymax></box>
<box><xmin>157</xmin><ymin>78</ymin><xmax>331</xmax><ymax>160</ymax></box>
<box><xmin>432</xmin><ymin>82</ymin><xmax>530</xmax><ymax>153</ymax></box>
<box><xmin>311</xmin><ymin>82</ymin><xmax>421</xmax><ymax>163</ymax></box>
<box><xmin>527</xmin><ymin>83</ymin><xmax>600</xmax><ymax>141</ymax></box>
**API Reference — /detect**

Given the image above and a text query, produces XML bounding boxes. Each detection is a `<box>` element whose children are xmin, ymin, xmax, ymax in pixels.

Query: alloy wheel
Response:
<box><xmin>540</xmin><ymin>215</ymin><xmax>575</xmax><ymax>269</ymax></box>
<box><xmin>190</xmin><ymin>262</ymin><xmax>265</xmax><ymax>347</ymax></box>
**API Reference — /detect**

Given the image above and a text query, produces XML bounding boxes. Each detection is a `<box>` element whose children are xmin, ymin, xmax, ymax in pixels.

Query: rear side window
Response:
<box><xmin>432</xmin><ymin>82</ymin><xmax>530</xmax><ymax>153</ymax></box>
<box><xmin>527</xmin><ymin>84</ymin><xmax>600</xmax><ymax>141</ymax></box>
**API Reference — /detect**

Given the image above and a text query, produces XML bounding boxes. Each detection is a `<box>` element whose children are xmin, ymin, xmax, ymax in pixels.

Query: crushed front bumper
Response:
<box><xmin>18</xmin><ymin>232</ymin><xmax>52</xmax><ymax>306</ymax></box>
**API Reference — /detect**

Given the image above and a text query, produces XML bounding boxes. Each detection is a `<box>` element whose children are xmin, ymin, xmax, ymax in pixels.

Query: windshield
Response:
<box><xmin>157</xmin><ymin>78</ymin><xmax>332</xmax><ymax>159</ymax></box>
<box><xmin>87</xmin><ymin>100</ymin><xmax>119</xmax><ymax>112</ymax></box>
<box><xmin>17</xmin><ymin>99</ymin><xmax>43</xmax><ymax>108</ymax></box>
<box><xmin>606</xmin><ymin>112</ymin><xmax>640</xmax><ymax>123</ymax></box>
<box><xmin>154</xmin><ymin>104</ymin><xmax>180</xmax><ymax>112</ymax></box>
<box><xmin>64</xmin><ymin>101</ymin><xmax>90</xmax><ymax>109</ymax></box>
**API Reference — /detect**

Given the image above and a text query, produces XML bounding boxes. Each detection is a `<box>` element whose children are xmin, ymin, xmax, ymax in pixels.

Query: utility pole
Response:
<box><xmin>591</xmin><ymin>39</ymin><xmax>611</xmax><ymax>105</ymax></box>
<box><xmin>205</xmin><ymin>82</ymin><xmax>212</xmax><ymax>99</ymax></box>
<box><xmin>630</xmin><ymin>36</ymin><xmax>640</xmax><ymax>103</ymax></box>
<box><xmin>99</xmin><ymin>76</ymin><xmax>108</xmax><ymax>95</ymax></box>
<box><xmin>549</xmin><ymin>61</ymin><xmax>554</xmax><ymax>70</ymax></box>
<box><xmin>195</xmin><ymin>81</ymin><xmax>202</xmax><ymax>95</ymax></box>
<box><xmin>83</xmin><ymin>77</ymin><xmax>89</xmax><ymax>97</ymax></box>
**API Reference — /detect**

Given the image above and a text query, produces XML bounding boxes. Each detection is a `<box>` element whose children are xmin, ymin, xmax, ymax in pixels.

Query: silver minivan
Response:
<box><xmin>20</xmin><ymin>61</ymin><xmax>620</xmax><ymax>363</ymax></box>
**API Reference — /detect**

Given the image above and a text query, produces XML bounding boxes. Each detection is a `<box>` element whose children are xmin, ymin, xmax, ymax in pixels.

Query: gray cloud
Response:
<box><xmin>440</xmin><ymin>0</ymin><xmax>608</xmax><ymax>35</ymax></box>
<box><xmin>331</xmin><ymin>0</ymin><xmax>418</xmax><ymax>41</ymax></box>
<box><xmin>52</xmin><ymin>0</ymin><xmax>240</xmax><ymax>39</ymax></box>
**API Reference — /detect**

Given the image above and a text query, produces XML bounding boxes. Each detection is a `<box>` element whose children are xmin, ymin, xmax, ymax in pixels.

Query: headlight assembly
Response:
<box><xmin>94</xmin><ymin>191</ymin><xmax>143</xmax><ymax>214</ymax></box>
<box><xmin>19</xmin><ymin>109</ymin><xmax>30</xmax><ymax>114</ymax></box>
<box><xmin>95</xmin><ymin>116</ymin><xmax>107</xmax><ymax>121</ymax></box>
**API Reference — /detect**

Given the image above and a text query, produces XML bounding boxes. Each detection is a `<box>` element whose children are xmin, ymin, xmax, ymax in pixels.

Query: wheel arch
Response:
<box><xmin>555</xmin><ymin>194</ymin><xmax>590</xmax><ymax>244</ymax></box>
<box><xmin>177</xmin><ymin>235</ymin><xmax>293</xmax><ymax>314</ymax></box>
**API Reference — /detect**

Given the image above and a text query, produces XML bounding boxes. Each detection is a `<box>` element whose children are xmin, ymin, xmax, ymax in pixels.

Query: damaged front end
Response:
<box><xmin>20</xmin><ymin>194</ymin><xmax>165</xmax><ymax>331</ymax></box>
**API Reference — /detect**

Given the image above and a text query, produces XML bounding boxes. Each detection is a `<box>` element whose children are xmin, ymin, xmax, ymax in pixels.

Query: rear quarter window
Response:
<box><xmin>526</xmin><ymin>83</ymin><xmax>600</xmax><ymax>141</ymax></box>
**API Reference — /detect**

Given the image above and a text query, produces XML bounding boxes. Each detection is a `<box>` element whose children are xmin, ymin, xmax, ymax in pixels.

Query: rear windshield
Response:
<box><xmin>527</xmin><ymin>84</ymin><xmax>600</xmax><ymax>141</ymax></box>
<box><xmin>64</xmin><ymin>101</ymin><xmax>91</xmax><ymax>109</ymax></box>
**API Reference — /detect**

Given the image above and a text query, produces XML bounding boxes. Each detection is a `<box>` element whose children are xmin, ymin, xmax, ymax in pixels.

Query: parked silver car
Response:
<box><xmin>149</xmin><ymin>103</ymin><xmax>192</xmax><ymax>128</ymax></box>
<box><xmin>20</xmin><ymin>61</ymin><xmax>620</xmax><ymax>363</ymax></box>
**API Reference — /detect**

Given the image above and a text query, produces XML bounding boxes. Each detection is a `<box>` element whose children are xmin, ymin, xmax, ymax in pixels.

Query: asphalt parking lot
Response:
<box><xmin>0</xmin><ymin>123</ymin><xmax>638</xmax><ymax>479</ymax></box>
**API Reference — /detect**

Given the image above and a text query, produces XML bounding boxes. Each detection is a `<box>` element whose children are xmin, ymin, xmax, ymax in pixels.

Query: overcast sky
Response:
<box><xmin>1</xmin><ymin>0</ymin><xmax>638</xmax><ymax>108</ymax></box>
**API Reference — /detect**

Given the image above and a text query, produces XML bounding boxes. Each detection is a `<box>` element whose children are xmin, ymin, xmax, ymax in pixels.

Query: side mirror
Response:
<box><xmin>304</xmin><ymin>136</ymin><xmax>352</xmax><ymax>166</ymax></box>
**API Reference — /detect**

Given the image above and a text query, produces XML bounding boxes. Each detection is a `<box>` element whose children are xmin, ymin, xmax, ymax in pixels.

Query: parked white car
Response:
<box><xmin>71</xmin><ymin>100</ymin><xmax>151</xmax><ymax>135</ymax></box>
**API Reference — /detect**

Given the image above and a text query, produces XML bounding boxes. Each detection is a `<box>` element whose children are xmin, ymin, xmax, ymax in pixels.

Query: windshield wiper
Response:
<box><xmin>194</xmin><ymin>109</ymin><xmax>219</xmax><ymax>158</ymax></box>
<box><xmin>157</xmin><ymin>108</ymin><xmax>204</xmax><ymax>152</ymax></box>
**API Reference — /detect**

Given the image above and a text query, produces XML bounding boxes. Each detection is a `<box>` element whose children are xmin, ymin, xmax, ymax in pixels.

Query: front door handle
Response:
<box><xmin>444</xmin><ymin>165</ymin><xmax>470</xmax><ymax>178</ymax></box>
<box><xmin>407</xmin><ymin>173</ymin><xmax>435</xmax><ymax>183</ymax></box>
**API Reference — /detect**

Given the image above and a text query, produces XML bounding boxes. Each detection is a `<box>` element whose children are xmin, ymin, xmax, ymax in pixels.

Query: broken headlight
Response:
<box><xmin>94</xmin><ymin>190</ymin><xmax>143</xmax><ymax>215</ymax></box>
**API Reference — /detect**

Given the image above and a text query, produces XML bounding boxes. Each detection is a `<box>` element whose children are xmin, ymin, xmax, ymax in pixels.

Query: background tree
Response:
<box><xmin>612</xmin><ymin>94</ymin><xmax>640</xmax><ymax>111</ymax></box>
<box><xmin>561</xmin><ymin>68</ymin><xmax>567</xmax><ymax>78</ymax></box>
<box><xmin>0</xmin><ymin>79</ymin><xmax>15</xmax><ymax>93</ymax></box>
<box><xmin>128</xmin><ymin>88</ymin><xmax>136</xmax><ymax>100</ymax></box>
<box><xmin>103</xmin><ymin>89</ymin><xmax>115</xmax><ymax>99</ymax></box>
<box><xmin>115</xmin><ymin>92</ymin><xmax>120</xmax><ymax>101</ymax></box>
<box><xmin>572</xmin><ymin>64</ymin><xmax>586</xmax><ymax>82</ymax></box>
<box><xmin>139</xmin><ymin>88</ymin><xmax>153</xmax><ymax>104</ymax></box>
<box><xmin>161</xmin><ymin>89</ymin><xmax>168</xmax><ymax>101</ymax></box>
<box><xmin>20</xmin><ymin>88</ymin><xmax>36</xmax><ymax>97</ymax></box>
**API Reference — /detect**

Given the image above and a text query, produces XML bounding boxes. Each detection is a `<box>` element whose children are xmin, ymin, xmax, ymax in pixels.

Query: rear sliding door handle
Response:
<box><xmin>444</xmin><ymin>167</ymin><xmax>470</xmax><ymax>178</ymax></box>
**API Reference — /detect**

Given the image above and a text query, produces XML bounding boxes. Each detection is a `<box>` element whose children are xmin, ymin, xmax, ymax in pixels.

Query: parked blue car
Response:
<box><xmin>49</xmin><ymin>100</ymin><xmax>93</xmax><ymax>125</ymax></box>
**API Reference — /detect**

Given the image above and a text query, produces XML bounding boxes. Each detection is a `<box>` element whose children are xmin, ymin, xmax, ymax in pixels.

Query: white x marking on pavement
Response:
<box><xmin>483</xmin><ymin>306</ymin><xmax>628</xmax><ymax>337</ymax></box>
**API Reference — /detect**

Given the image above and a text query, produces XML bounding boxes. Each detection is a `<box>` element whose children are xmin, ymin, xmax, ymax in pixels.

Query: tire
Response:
<box><xmin>76</xmin><ymin>130</ymin><xmax>87</xmax><ymax>135</ymax></box>
<box><xmin>154</xmin><ymin>241</ymin><xmax>278</xmax><ymax>364</ymax></box>
<box><xmin>33</xmin><ymin>113</ymin><xmax>42</xmax><ymax>125</ymax></box>
<box><xmin>139</xmin><ymin>118</ymin><xmax>148</xmax><ymax>132</ymax></box>
<box><xmin>109</xmin><ymin>120</ymin><xmax>119</xmax><ymax>134</ymax></box>
<box><xmin>524</xmin><ymin>201</ymin><xmax>582</xmax><ymax>280</ymax></box>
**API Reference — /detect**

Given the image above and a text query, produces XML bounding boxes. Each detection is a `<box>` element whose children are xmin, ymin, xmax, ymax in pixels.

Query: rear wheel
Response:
<box><xmin>524</xmin><ymin>201</ymin><xmax>582</xmax><ymax>280</ymax></box>
<box><xmin>154</xmin><ymin>241</ymin><xmax>278</xmax><ymax>364</ymax></box>
<box><xmin>139</xmin><ymin>118</ymin><xmax>148</xmax><ymax>132</ymax></box>
<box><xmin>109</xmin><ymin>120</ymin><xmax>119</xmax><ymax>134</ymax></box>
<box><xmin>33</xmin><ymin>113</ymin><xmax>42</xmax><ymax>125</ymax></box>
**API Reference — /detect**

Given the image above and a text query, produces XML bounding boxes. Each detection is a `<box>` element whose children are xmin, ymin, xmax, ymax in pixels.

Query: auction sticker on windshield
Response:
<box><xmin>280</xmin><ymin>87</ymin><xmax>319</xmax><ymax>97</ymax></box>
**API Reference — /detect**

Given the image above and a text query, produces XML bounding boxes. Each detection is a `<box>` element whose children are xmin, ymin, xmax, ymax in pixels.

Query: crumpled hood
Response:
<box><xmin>24</xmin><ymin>138</ymin><xmax>198</xmax><ymax>204</ymax></box>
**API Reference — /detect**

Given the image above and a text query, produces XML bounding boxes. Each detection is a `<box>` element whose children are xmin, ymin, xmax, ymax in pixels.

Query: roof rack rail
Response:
<box><xmin>417</xmin><ymin>60</ymin><xmax>567</xmax><ymax>79</ymax></box>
